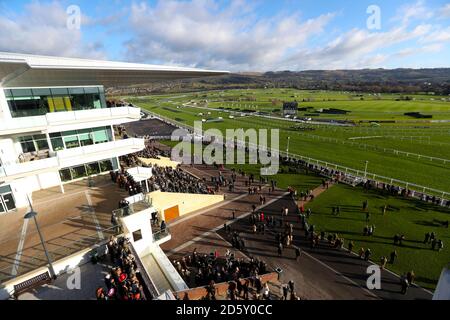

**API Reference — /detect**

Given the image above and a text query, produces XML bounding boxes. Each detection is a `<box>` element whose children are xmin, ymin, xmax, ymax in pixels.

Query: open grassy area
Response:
<box><xmin>130</xmin><ymin>94</ymin><xmax>450</xmax><ymax>193</ymax></box>
<box><xmin>126</xmin><ymin>88</ymin><xmax>450</xmax><ymax>120</ymax></box>
<box><xmin>305</xmin><ymin>183</ymin><xmax>450</xmax><ymax>290</ymax></box>
<box><xmin>157</xmin><ymin>138</ymin><xmax>449</xmax><ymax>291</ymax></box>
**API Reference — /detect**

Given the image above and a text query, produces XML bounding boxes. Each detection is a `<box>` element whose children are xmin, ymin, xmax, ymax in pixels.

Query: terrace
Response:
<box><xmin>0</xmin><ymin>106</ymin><xmax>141</xmax><ymax>136</ymax></box>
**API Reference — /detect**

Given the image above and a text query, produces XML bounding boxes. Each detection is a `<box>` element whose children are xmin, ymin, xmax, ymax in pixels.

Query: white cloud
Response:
<box><xmin>0</xmin><ymin>1</ymin><xmax>106</xmax><ymax>59</ymax></box>
<box><xmin>125</xmin><ymin>0</ymin><xmax>335</xmax><ymax>71</ymax></box>
<box><xmin>420</xmin><ymin>26</ymin><xmax>450</xmax><ymax>43</ymax></box>
<box><xmin>440</xmin><ymin>3</ymin><xmax>450</xmax><ymax>18</ymax></box>
<box><xmin>392</xmin><ymin>0</ymin><xmax>433</xmax><ymax>25</ymax></box>
<box><xmin>281</xmin><ymin>23</ymin><xmax>434</xmax><ymax>70</ymax></box>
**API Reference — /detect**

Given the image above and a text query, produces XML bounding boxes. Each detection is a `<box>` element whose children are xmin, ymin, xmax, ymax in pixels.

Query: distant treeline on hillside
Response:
<box><xmin>109</xmin><ymin>68</ymin><xmax>450</xmax><ymax>95</ymax></box>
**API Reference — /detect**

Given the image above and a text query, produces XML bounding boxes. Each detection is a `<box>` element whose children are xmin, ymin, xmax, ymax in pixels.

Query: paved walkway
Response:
<box><xmin>0</xmin><ymin>175</ymin><xmax>125</xmax><ymax>284</ymax></box>
<box><xmin>217</xmin><ymin>192</ymin><xmax>433</xmax><ymax>300</ymax></box>
<box><xmin>161</xmin><ymin>164</ymin><xmax>285</xmax><ymax>253</ymax></box>
<box><xmin>163</xmin><ymin>174</ymin><xmax>432</xmax><ymax>300</ymax></box>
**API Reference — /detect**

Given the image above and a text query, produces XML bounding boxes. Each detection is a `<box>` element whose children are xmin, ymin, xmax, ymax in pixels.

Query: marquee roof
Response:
<box><xmin>0</xmin><ymin>52</ymin><xmax>228</xmax><ymax>88</ymax></box>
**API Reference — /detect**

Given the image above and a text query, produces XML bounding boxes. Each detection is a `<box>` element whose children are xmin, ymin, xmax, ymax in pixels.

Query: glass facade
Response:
<box><xmin>19</xmin><ymin>134</ymin><xmax>49</xmax><ymax>153</ymax></box>
<box><xmin>5</xmin><ymin>86</ymin><xmax>107</xmax><ymax>118</ymax></box>
<box><xmin>15</xmin><ymin>126</ymin><xmax>112</xmax><ymax>155</ymax></box>
<box><xmin>0</xmin><ymin>185</ymin><xmax>16</xmax><ymax>213</ymax></box>
<box><xmin>49</xmin><ymin>126</ymin><xmax>113</xmax><ymax>151</ymax></box>
<box><xmin>59</xmin><ymin>158</ymin><xmax>118</xmax><ymax>182</ymax></box>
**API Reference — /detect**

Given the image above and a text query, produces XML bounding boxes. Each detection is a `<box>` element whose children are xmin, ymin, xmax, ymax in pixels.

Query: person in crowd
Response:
<box><xmin>95</xmin><ymin>237</ymin><xmax>145</xmax><ymax>300</ymax></box>
<box><xmin>390</xmin><ymin>250</ymin><xmax>398</xmax><ymax>264</ymax></box>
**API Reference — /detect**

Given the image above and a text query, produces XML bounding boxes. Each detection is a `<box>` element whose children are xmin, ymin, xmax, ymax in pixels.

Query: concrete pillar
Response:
<box><xmin>46</xmin><ymin>133</ymin><xmax>53</xmax><ymax>152</ymax></box>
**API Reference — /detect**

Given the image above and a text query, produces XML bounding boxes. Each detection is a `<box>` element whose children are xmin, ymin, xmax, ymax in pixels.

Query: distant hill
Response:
<box><xmin>109</xmin><ymin>68</ymin><xmax>450</xmax><ymax>95</ymax></box>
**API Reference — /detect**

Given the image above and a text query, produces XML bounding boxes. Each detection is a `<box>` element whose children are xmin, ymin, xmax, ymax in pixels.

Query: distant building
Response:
<box><xmin>0</xmin><ymin>52</ymin><xmax>225</xmax><ymax>212</ymax></box>
<box><xmin>282</xmin><ymin>101</ymin><xmax>298</xmax><ymax>116</ymax></box>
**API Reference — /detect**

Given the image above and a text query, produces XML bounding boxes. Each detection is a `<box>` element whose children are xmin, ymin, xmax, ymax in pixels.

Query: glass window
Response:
<box><xmin>0</xmin><ymin>200</ymin><xmax>5</xmax><ymax>213</ymax></box>
<box><xmin>32</xmin><ymin>134</ymin><xmax>46</xmax><ymax>141</ymax></box>
<box><xmin>63</xmin><ymin>133</ymin><xmax>80</xmax><ymax>149</ymax></box>
<box><xmin>2</xmin><ymin>193</ymin><xmax>15</xmax><ymax>211</ymax></box>
<box><xmin>78</xmin><ymin>129</ymin><xmax>93</xmax><ymax>146</ymax></box>
<box><xmin>62</xmin><ymin>130</ymin><xmax>77</xmax><ymax>137</ymax></box>
<box><xmin>59</xmin><ymin>169</ymin><xmax>72</xmax><ymax>182</ymax></box>
<box><xmin>99</xmin><ymin>159</ymin><xmax>113</xmax><ymax>172</ymax></box>
<box><xmin>69</xmin><ymin>88</ymin><xmax>86</xmax><ymax>111</ymax></box>
<box><xmin>12</xmin><ymin>97</ymin><xmax>42</xmax><ymax>117</ymax></box>
<box><xmin>70</xmin><ymin>165</ymin><xmax>87</xmax><ymax>179</ymax></box>
<box><xmin>50</xmin><ymin>88</ymin><xmax>71</xmax><ymax>112</ymax></box>
<box><xmin>11</xmin><ymin>89</ymin><xmax>33</xmax><ymax>97</ymax></box>
<box><xmin>7</xmin><ymin>86</ymin><xmax>107</xmax><ymax>118</ymax></box>
<box><xmin>84</xmin><ymin>87</ymin><xmax>99</xmax><ymax>94</ymax></box>
<box><xmin>132</xmin><ymin>230</ymin><xmax>143</xmax><ymax>242</ymax></box>
<box><xmin>19</xmin><ymin>136</ymin><xmax>36</xmax><ymax>153</ymax></box>
<box><xmin>32</xmin><ymin>88</ymin><xmax>51</xmax><ymax>96</ymax></box>
<box><xmin>86</xmin><ymin>162</ymin><xmax>100</xmax><ymax>175</ymax></box>
<box><xmin>93</xmin><ymin>94</ymin><xmax>102</xmax><ymax>109</ymax></box>
<box><xmin>100</xmin><ymin>94</ymin><xmax>107</xmax><ymax>108</ymax></box>
<box><xmin>50</xmin><ymin>88</ymin><xmax>69</xmax><ymax>95</ymax></box>
<box><xmin>35</xmin><ymin>139</ymin><xmax>49</xmax><ymax>151</ymax></box>
<box><xmin>93</xmin><ymin>127</ymin><xmax>110</xmax><ymax>144</ymax></box>
<box><xmin>0</xmin><ymin>185</ymin><xmax>12</xmax><ymax>194</ymax></box>
<box><xmin>111</xmin><ymin>157</ymin><xmax>119</xmax><ymax>170</ymax></box>
<box><xmin>51</xmin><ymin>137</ymin><xmax>65</xmax><ymax>151</ymax></box>
<box><xmin>69</xmin><ymin>88</ymin><xmax>85</xmax><ymax>95</ymax></box>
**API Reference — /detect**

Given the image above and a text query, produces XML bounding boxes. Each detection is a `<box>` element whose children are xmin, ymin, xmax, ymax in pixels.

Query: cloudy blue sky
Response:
<box><xmin>0</xmin><ymin>0</ymin><xmax>449</xmax><ymax>71</ymax></box>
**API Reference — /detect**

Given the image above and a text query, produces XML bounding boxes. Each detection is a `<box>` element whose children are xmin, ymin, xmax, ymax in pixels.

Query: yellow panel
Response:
<box><xmin>64</xmin><ymin>97</ymin><xmax>72</xmax><ymax>111</ymax></box>
<box><xmin>53</xmin><ymin>97</ymin><xmax>66</xmax><ymax>111</ymax></box>
<box><xmin>48</xmin><ymin>98</ymin><xmax>55</xmax><ymax>112</ymax></box>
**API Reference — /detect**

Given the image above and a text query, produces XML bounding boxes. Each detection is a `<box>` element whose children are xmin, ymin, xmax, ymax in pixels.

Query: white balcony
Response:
<box><xmin>0</xmin><ymin>107</ymin><xmax>141</xmax><ymax>136</ymax></box>
<box><xmin>57</xmin><ymin>138</ymin><xmax>145</xmax><ymax>168</ymax></box>
<box><xmin>0</xmin><ymin>157</ymin><xmax>59</xmax><ymax>181</ymax></box>
<box><xmin>0</xmin><ymin>138</ymin><xmax>144</xmax><ymax>182</ymax></box>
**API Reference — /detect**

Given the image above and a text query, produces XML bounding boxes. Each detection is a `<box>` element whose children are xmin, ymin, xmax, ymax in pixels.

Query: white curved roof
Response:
<box><xmin>0</xmin><ymin>52</ymin><xmax>228</xmax><ymax>88</ymax></box>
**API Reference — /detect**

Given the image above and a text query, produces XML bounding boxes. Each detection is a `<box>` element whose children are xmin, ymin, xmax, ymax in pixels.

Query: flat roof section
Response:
<box><xmin>0</xmin><ymin>52</ymin><xmax>228</xmax><ymax>88</ymax></box>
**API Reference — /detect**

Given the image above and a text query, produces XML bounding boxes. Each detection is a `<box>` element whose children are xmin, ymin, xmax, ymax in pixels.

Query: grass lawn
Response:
<box><xmin>305</xmin><ymin>183</ymin><xmax>450</xmax><ymax>290</ymax></box>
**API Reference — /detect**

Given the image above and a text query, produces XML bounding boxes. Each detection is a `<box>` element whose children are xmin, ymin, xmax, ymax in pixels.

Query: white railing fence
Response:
<box><xmin>145</xmin><ymin>110</ymin><xmax>450</xmax><ymax>202</ymax></box>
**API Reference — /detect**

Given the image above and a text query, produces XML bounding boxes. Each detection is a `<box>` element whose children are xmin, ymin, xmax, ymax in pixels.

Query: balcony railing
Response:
<box><xmin>112</xmin><ymin>194</ymin><xmax>153</xmax><ymax>218</ymax></box>
<box><xmin>0</xmin><ymin>157</ymin><xmax>59</xmax><ymax>178</ymax></box>
<box><xmin>152</xmin><ymin>227</ymin><xmax>170</xmax><ymax>242</ymax></box>
<box><xmin>57</xmin><ymin>138</ymin><xmax>144</xmax><ymax>159</ymax></box>
<box><xmin>0</xmin><ymin>106</ymin><xmax>141</xmax><ymax>134</ymax></box>
<box><xmin>0</xmin><ymin>138</ymin><xmax>145</xmax><ymax>180</ymax></box>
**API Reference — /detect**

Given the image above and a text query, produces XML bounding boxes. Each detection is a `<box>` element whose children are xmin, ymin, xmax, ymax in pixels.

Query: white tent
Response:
<box><xmin>126</xmin><ymin>167</ymin><xmax>153</xmax><ymax>193</ymax></box>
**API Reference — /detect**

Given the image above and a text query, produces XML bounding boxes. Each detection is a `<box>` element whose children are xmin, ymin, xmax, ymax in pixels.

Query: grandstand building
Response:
<box><xmin>282</xmin><ymin>101</ymin><xmax>298</xmax><ymax>116</ymax></box>
<box><xmin>0</xmin><ymin>52</ymin><xmax>225</xmax><ymax>213</ymax></box>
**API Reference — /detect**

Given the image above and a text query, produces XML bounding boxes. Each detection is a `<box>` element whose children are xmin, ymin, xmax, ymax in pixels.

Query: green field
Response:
<box><xmin>126</xmin><ymin>88</ymin><xmax>450</xmax><ymax>120</ymax></box>
<box><xmin>157</xmin><ymin>136</ymin><xmax>449</xmax><ymax>291</ymax></box>
<box><xmin>306</xmin><ymin>183</ymin><xmax>450</xmax><ymax>290</ymax></box>
<box><xmin>126</xmin><ymin>89</ymin><xmax>450</xmax><ymax>194</ymax></box>
<box><xmin>146</xmin><ymin>89</ymin><xmax>450</xmax><ymax>291</ymax></box>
